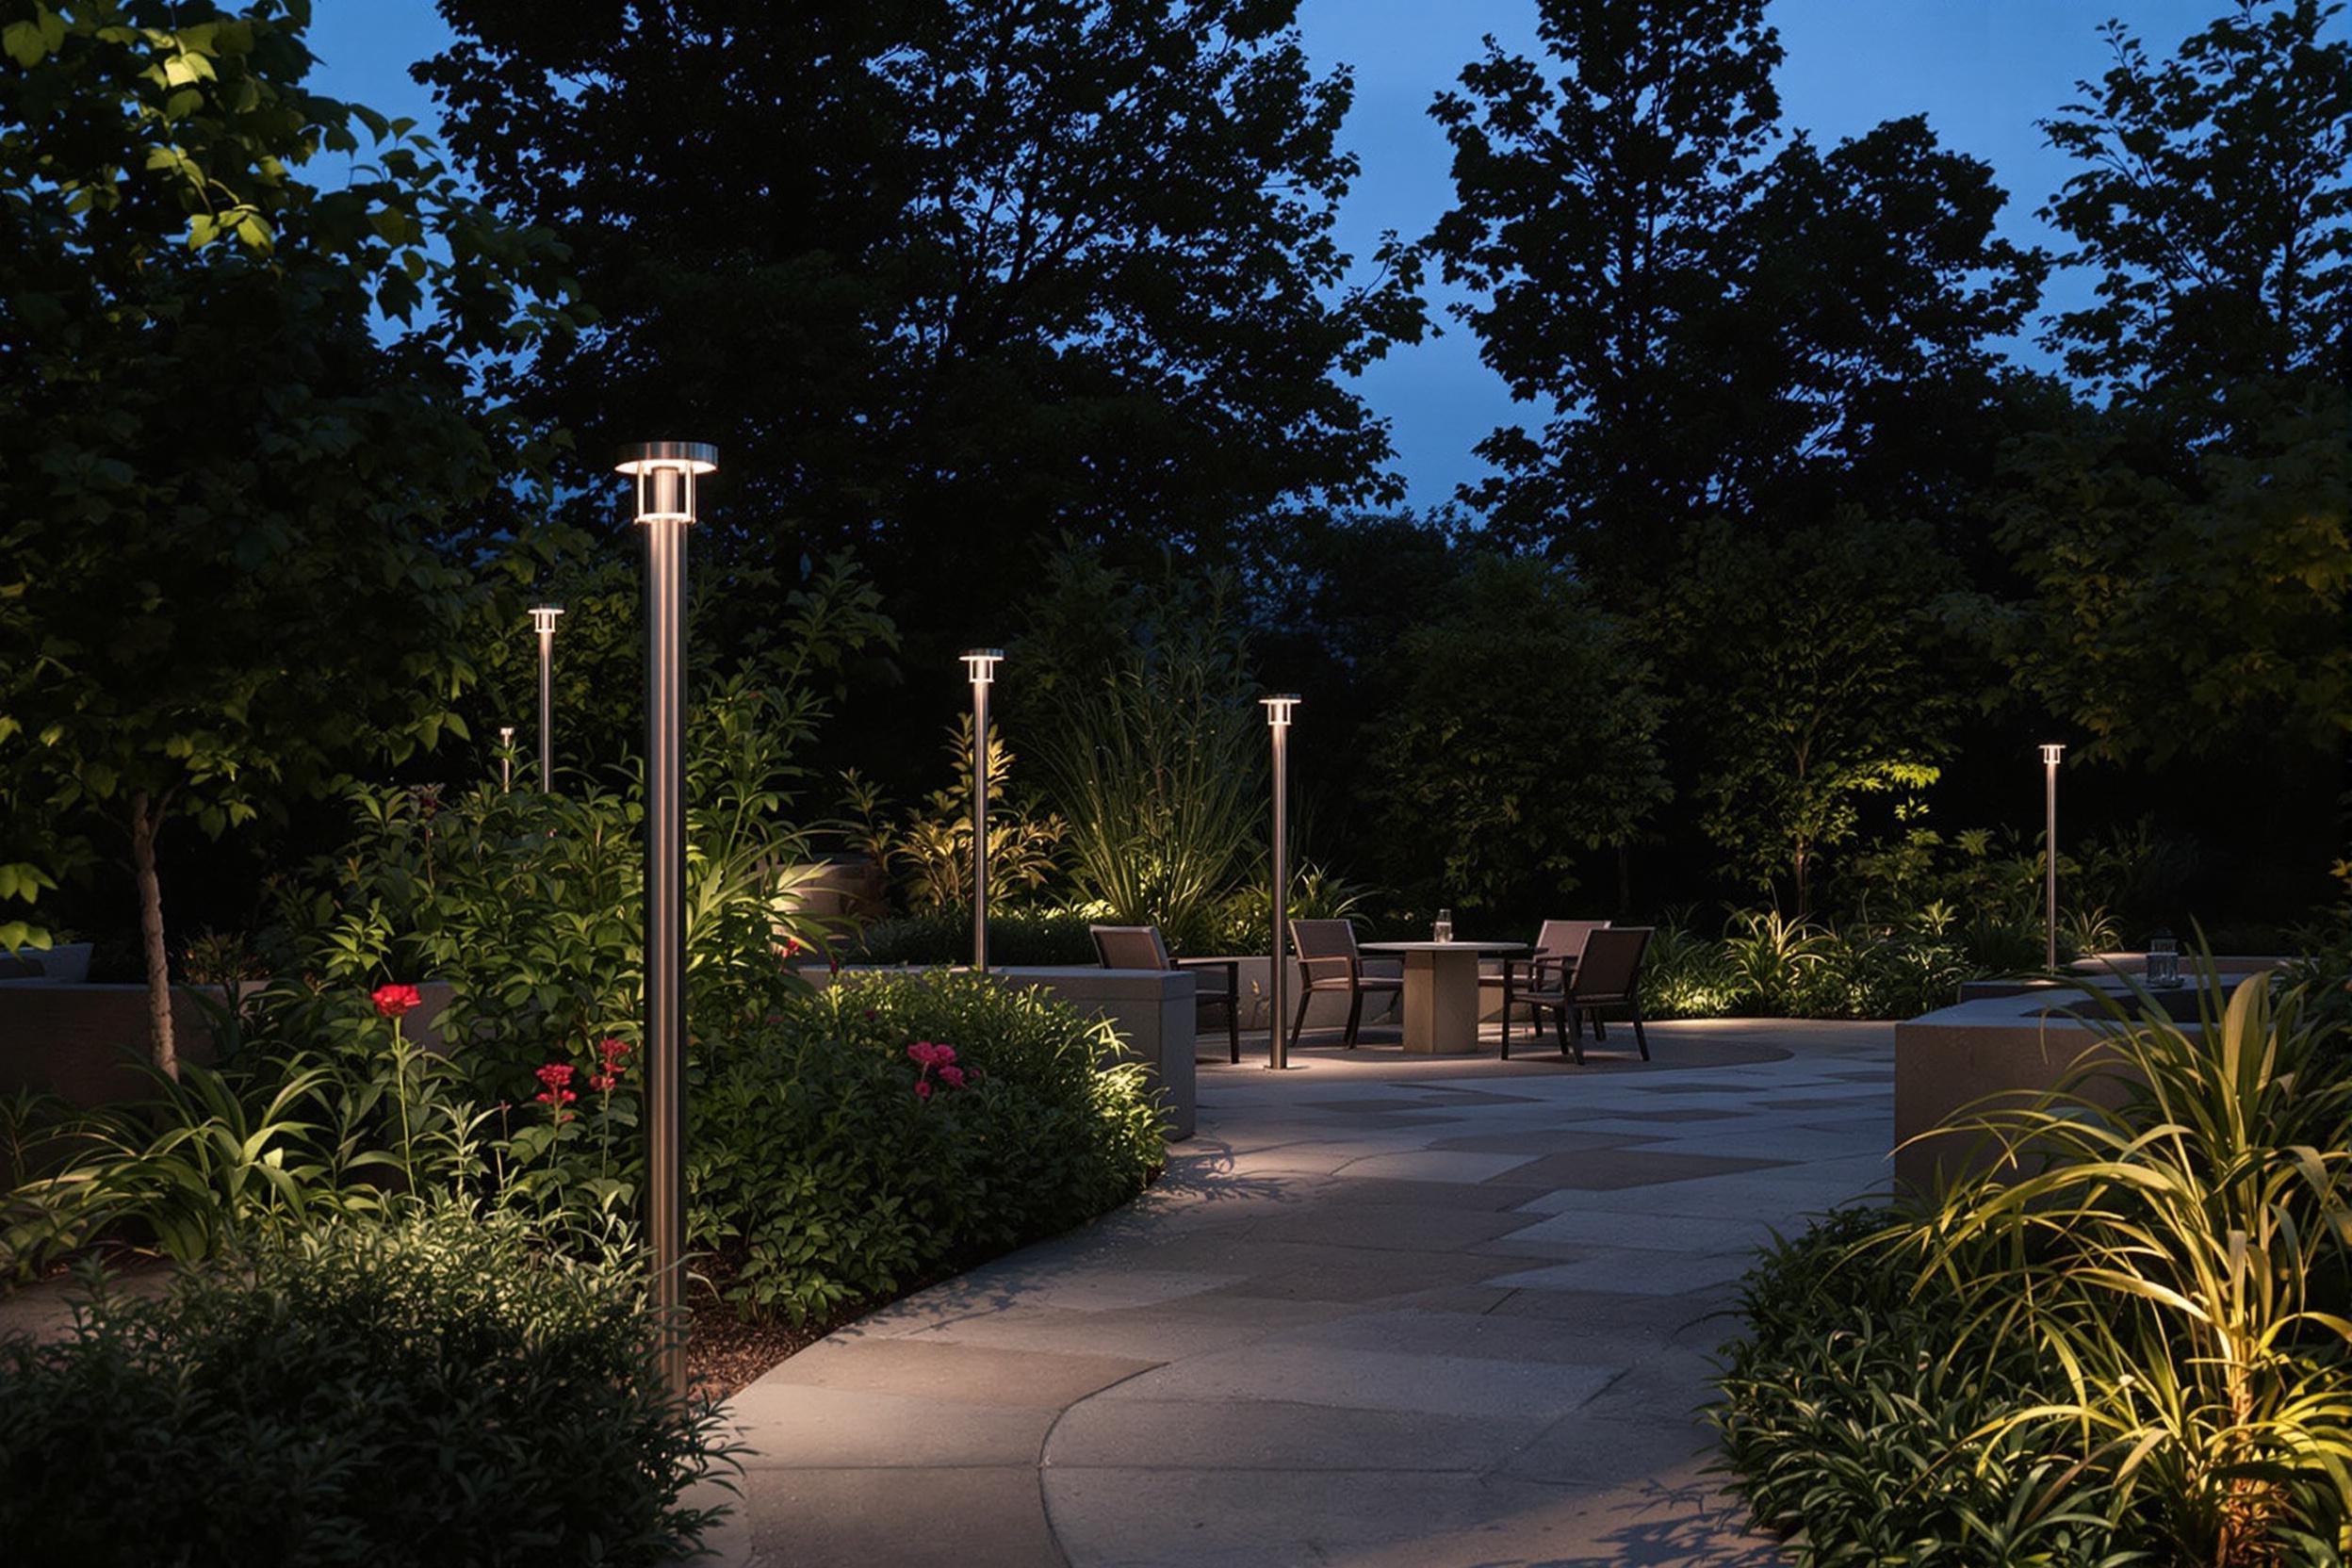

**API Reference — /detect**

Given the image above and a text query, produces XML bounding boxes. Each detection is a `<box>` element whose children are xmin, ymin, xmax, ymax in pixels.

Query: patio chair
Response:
<box><xmin>1287</xmin><ymin>919</ymin><xmax>1403</xmax><ymax>1051</ymax></box>
<box><xmin>1501</xmin><ymin>925</ymin><xmax>1653</xmax><ymax>1064</ymax></box>
<box><xmin>1480</xmin><ymin>919</ymin><xmax>1608</xmax><ymax>1026</ymax></box>
<box><xmin>1090</xmin><ymin>924</ymin><xmax>1241</xmax><ymax>1064</ymax></box>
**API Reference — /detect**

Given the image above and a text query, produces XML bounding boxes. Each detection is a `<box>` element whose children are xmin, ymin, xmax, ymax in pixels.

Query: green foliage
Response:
<box><xmin>1716</xmin><ymin>966</ymin><xmax>2352</xmax><ymax>1565</ymax></box>
<box><xmin>2041</xmin><ymin>0</ymin><xmax>2352</xmax><ymax>402</ymax></box>
<box><xmin>689</xmin><ymin>972</ymin><xmax>1163</xmax><ymax>1325</ymax></box>
<box><xmin>1428</xmin><ymin>0</ymin><xmax>2041</xmax><ymax>577</ymax></box>
<box><xmin>849</xmin><ymin>904</ymin><xmax>1103</xmax><ymax>968</ymax></box>
<box><xmin>840</xmin><ymin>717</ymin><xmax>1067</xmax><ymax>911</ymax></box>
<box><xmin>1710</xmin><ymin>1207</ymin><xmax>2138</xmax><ymax>1567</ymax></box>
<box><xmin>279</xmin><ymin>665</ymin><xmax>827</xmax><ymax>1099</ymax></box>
<box><xmin>1664</xmin><ymin>513</ymin><xmax>1963</xmax><ymax>912</ymax></box>
<box><xmin>423</xmin><ymin>0</ymin><xmax>1427</xmax><ymax>639</ymax></box>
<box><xmin>1032</xmin><ymin>629</ymin><xmax>1263</xmax><ymax>956</ymax></box>
<box><xmin>1358</xmin><ymin>554</ymin><xmax>1667</xmax><ymax>918</ymax></box>
<box><xmin>1965</xmin><ymin>387</ymin><xmax>2352</xmax><ymax>765</ymax></box>
<box><xmin>0</xmin><ymin>0</ymin><xmax>582</xmax><ymax>1062</ymax></box>
<box><xmin>0</xmin><ymin>1210</ymin><xmax>733</xmax><ymax>1568</ymax></box>
<box><xmin>1917</xmin><ymin>972</ymin><xmax>2352</xmax><ymax>1564</ymax></box>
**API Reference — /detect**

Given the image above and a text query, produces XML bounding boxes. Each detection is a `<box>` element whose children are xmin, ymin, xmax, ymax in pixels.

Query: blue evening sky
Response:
<box><xmin>304</xmin><ymin>1</ymin><xmax>2253</xmax><ymax>511</ymax></box>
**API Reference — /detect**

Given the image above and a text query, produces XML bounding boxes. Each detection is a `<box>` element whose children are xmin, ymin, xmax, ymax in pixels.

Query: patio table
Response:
<box><xmin>1359</xmin><ymin>940</ymin><xmax>1528</xmax><ymax>1054</ymax></box>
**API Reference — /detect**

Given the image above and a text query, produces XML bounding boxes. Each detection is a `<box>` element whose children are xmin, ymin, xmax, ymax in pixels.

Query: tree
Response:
<box><xmin>420</xmin><ymin>0</ymin><xmax>1426</xmax><ymax>644</ymax></box>
<box><xmin>1428</xmin><ymin>0</ymin><xmax>2041</xmax><ymax>582</ymax></box>
<box><xmin>1659</xmin><ymin>513</ymin><xmax>1962</xmax><ymax>913</ymax></box>
<box><xmin>2041</xmin><ymin>0</ymin><xmax>2352</xmax><ymax>407</ymax></box>
<box><xmin>0</xmin><ymin>0</ymin><xmax>578</xmax><ymax>1070</ymax></box>
<box><xmin>1358</xmin><ymin>553</ymin><xmax>1668</xmax><ymax>920</ymax></box>
<box><xmin>1963</xmin><ymin>386</ymin><xmax>2352</xmax><ymax>766</ymax></box>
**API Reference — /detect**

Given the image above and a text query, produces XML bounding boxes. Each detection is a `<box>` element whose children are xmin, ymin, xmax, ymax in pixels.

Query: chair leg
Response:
<box><xmin>1592</xmin><ymin>1013</ymin><xmax>1608</xmax><ymax>1042</ymax></box>
<box><xmin>1343</xmin><ymin>988</ymin><xmax>1364</xmax><ymax>1048</ymax></box>
<box><xmin>1561</xmin><ymin>1004</ymin><xmax>1584</xmax><ymax>1066</ymax></box>
<box><xmin>1289</xmin><ymin>985</ymin><xmax>1313</xmax><ymax>1053</ymax></box>
<box><xmin>1500</xmin><ymin>979</ymin><xmax>1512</xmax><ymax>1059</ymax></box>
<box><xmin>1227</xmin><ymin>1000</ymin><xmax>1240</xmax><ymax>1065</ymax></box>
<box><xmin>1631</xmin><ymin>1003</ymin><xmax>1649</xmax><ymax>1062</ymax></box>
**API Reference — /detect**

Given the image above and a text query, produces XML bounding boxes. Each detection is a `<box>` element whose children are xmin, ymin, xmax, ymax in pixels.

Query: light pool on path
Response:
<box><xmin>714</xmin><ymin>1018</ymin><xmax>1894</xmax><ymax>1568</ymax></box>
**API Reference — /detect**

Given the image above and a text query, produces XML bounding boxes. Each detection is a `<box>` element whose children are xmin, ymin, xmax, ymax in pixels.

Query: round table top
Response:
<box><xmin>1358</xmin><ymin>939</ymin><xmax>1529</xmax><ymax>954</ymax></box>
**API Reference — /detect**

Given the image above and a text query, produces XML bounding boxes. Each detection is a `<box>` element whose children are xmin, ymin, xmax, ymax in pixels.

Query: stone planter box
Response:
<box><xmin>0</xmin><ymin>978</ymin><xmax>453</xmax><ymax>1108</ymax></box>
<box><xmin>1893</xmin><ymin>966</ymin><xmax>2281</xmax><ymax>1195</ymax></box>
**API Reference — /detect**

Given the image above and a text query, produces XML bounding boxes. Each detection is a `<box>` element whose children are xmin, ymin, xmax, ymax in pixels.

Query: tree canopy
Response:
<box><xmin>421</xmin><ymin>0</ymin><xmax>1427</xmax><ymax>642</ymax></box>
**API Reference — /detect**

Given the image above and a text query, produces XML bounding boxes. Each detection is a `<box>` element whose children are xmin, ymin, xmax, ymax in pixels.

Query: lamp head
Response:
<box><xmin>499</xmin><ymin>726</ymin><xmax>514</xmax><ymax>745</ymax></box>
<box><xmin>1261</xmin><ymin>694</ymin><xmax>1301</xmax><ymax>727</ymax></box>
<box><xmin>530</xmin><ymin>603</ymin><xmax>564</xmax><ymax>635</ymax></box>
<box><xmin>614</xmin><ymin>441</ymin><xmax>720</xmax><ymax>525</ymax></box>
<box><xmin>2040</xmin><ymin>743</ymin><xmax>2066</xmax><ymax>767</ymax></box>
<box><xmin>960</xmin><ymin>648</ymin><xmax>1004</xmax><ymax>685</ymax></box>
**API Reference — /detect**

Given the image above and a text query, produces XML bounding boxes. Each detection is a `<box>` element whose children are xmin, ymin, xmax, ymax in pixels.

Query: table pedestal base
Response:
<box><xmin>1402</xmin><ymin>948</ymin><xmax>1485</xmax><ymax>1054</ymax></box>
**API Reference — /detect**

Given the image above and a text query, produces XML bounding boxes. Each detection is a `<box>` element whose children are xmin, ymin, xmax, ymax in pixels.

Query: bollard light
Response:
<box><xmin>962</xmin><ymin>650</ymin><xmax>1004</xmax><ymax>972</ymax></box>
<box><xmin>1262</xmin><ymin>695</ymin><xmax>1299</xmax><ymax>1070</ymax></box>
<box><xmin>529</xmin><ymin>604</ymin><xmax>564</xmax><ymax>792</ymax></box>
<box><xmin>498</xmin><ymin>726</ymin><xmax>515</xmax><ymax>792</ymax></box>
<box><xmin>615</xmin><ymin>439</ymin><xmax>717</xmax><ymax>1403</ymax></box>
<box><xmin>2041</xmin><ymin>743</ymin><xmax>2065</xmax><ymax>973</ymax></box>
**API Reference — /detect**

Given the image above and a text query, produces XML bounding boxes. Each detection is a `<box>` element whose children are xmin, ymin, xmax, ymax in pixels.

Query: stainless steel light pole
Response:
<box><xmin>1263</xmin><ymin>695</ymin><xmax>1299</xmax><ymax>1070</ymax></box>
<box><xmin>530</xmin><ymin>604</ymin><xmax>564</xmax><ymax>792</ymax></box>
<box><xmin>2041</xmin><ymin>743</ymin><xmax>2065</xmax><ymax>972</ymax></box>
<box><xmin>498</xmin><ymin>726</ymin><xmax>514</xmax><ymax>792</ymax></box>
<box><xmin>615</xmin><ymin>439</ymin><xmax>716</xmax><ymax>1402</ymax></box>
<box><xmin>962</xmin><ymin>650</ymin><xmax>1003</xmax><ymax>972</ymax></box>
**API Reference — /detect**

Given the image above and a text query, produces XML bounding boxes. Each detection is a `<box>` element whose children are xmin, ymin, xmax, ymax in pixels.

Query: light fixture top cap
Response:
<box><xmin>961</xmin><ymin>647</ymin><xmax>1005</xmax><ymax>661</ymax></box>
<box><xmin>2040</xmin><ymin>742</ymin><xmax>2066</xmax><ymax>760</ymax></box>
<box><xmin>1261</xmin><ymin>693</ymin><xmax>1302</xmax><ymax>705</ymax></box>
<box><xmin>614</xmin><ymin>440</ymin><xmax>719</xmax><ymax>476</ymax></box>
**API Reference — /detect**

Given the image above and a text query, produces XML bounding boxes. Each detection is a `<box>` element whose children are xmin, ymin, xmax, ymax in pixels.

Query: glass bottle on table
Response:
<box><xmin>1433</xmin><ymin>907</ymin><xmax>1453</xmax><ymax>943</ymax></box>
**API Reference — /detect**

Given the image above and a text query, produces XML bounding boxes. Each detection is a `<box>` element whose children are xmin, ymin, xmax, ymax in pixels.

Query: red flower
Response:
<box><xmin>939</xmin><ymin>1064</ymin><xmax>966</xmax><ymax>1089</ymax></box>
<box><xmin>588</xmin><ymin>1071</ymin><xmax>616</xmax><ymax>1093</ymax></box>
<box><xmin>535</xmin><ymin>1062</ymin><xmax>575</xmax><ymax>1091</ymax></box>
<box><xmin>914</xmin><ymin>1079</ymin><xmax>933</xmax><ymax>1101</ymax></box>
<box><xmin>372</xmin><ymin>984</ymin><xmax>423</xmax><ymax>1020</ymax></box>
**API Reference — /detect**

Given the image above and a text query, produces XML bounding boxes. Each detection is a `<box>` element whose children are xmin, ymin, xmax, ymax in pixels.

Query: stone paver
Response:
<box><xmin>724</xmin><ymin>1017</ymin><xmax>1893</xmax><ymax>1566</ymax></box>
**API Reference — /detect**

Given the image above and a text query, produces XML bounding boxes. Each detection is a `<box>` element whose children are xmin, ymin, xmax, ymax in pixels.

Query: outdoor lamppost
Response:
<box><xmin>529</xmin><ymin>603</ymin><xmax>564</xmax><ymax>792</ymax></box>
<box><xmin>615</xmin><ymin>439</ymin><xmax>717</xmax><ymax>1402</ymax></box>
<box><xmin>2041</xmin><ymin>743</ymin><xmax>2065</xmax><ymax>973</ymax></box>
<box><xmin>498</xmin><ymin>726</ymin><xmax>515</xmax><ymax>792</ymax></box>
<box><xmin>1263</xmin><ymin>695</ymin><xmax>1299</xmax><ymax>1070</ymax></box>
<box><xmin>962</xmin><ymin>650</ymin><xmax>1003</xmax><ymax>972</ymax></box>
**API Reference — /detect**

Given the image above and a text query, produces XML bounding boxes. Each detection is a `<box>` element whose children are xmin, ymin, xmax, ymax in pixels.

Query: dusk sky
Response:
<box><xmin>306</xmin><ymin>1</ymin><xmax>2266</xmax><ymax>511</ymax></box>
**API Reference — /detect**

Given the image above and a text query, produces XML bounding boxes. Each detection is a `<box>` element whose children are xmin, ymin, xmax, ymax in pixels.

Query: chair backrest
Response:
<box><xmin>1534</xmin><ymin>919</ymin><xmax>1609</xmax><ymax>963</ymax></box>
<box><xmin>1288</xmin><ymin>919</ymin><xmax>1360</xmax><ymax>962</ymax></box>
<box><xmin>1091</xmin><ymin>924</ymin><xmax>1173</xmax><ymax>972</ymax></box>
<box><xmin>1570</xmin><ymin>926</ymin><xmax>1651</xmax><ymax>999</ymax></box>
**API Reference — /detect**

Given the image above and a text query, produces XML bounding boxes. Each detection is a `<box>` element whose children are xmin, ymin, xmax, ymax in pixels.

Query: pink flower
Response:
<box><xmin>534</xmin><ymin>1062</ymin><xmax>575</xmax><ymax>1091</ymax></box>
<box><xmin>914</xmin><ymin>1079</ymin><xmax>933</xmax><ymax>1101</ymax></box>
<box><xmin>371</xmin><ymin>983</ymin><xmax>423</xmax><ymax>1020</ymax></box>
<box><xmin>939</xmin><ymin>1065</ymin><xmax>966</xmax><ymax>1089</ymax></box>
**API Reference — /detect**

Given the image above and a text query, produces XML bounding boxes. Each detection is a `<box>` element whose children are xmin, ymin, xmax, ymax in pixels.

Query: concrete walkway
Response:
<box><xmin>719</xmin><ymin>1018</ymin><xmax>1894</xmax><ymax>1567</ymax></box>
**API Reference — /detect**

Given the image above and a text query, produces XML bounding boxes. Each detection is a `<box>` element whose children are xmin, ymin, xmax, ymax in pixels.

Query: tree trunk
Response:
<box><xmin>128</xmin><ymin>789</ymin><xmax>176</xmax><ymax>1079</ymax></box>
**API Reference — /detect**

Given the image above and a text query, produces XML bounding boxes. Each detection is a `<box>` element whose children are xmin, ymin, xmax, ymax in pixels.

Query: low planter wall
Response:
<box><xmin>1893</xmin><ymin>969</ymin><xmax>2279</xmax><ymax>1195</ymax></box>
<box><xmin>0</xmin><ymin>979</ymin><xmax>454</xmax><ymax>1109</ymax></box>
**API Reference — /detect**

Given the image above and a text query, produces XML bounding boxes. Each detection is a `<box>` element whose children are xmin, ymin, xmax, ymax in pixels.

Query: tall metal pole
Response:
<box><xmin>2042</xmin><ymin>743</ymin><xmax>2065</xmax><ymax>972</ymax></box>
<box><xmin>962</xmin><ymin>651</ymin><xmax>1002</xmax><ymax>972</ymax></box>
<box><xmin>531</xmin><ymin>604</ymin><xmax>564</xmax><ymax>792</ymax></box>
<box><xmin>617</xmin><ymin>440</ymin><xmax>716</xmax><ymax>1403</ymax></box>
<box><xmin>1263</xmin><ymin>695</ymin><xmax>1298</xmax><ymax>1070</ymax></box>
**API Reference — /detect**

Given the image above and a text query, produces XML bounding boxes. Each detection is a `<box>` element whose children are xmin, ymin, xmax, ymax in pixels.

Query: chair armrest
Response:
<box><xmin>1174</xmin><ymin>956</ymin><xmax>1239</xmax><ymax>994</ymax></box>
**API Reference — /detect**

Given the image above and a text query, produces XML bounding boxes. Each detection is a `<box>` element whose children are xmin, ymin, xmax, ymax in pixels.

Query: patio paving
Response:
<box><xmin>719</xmin><ymin>1017</ymin><xmax>1895</xmax><ymax>1567</ymax></box>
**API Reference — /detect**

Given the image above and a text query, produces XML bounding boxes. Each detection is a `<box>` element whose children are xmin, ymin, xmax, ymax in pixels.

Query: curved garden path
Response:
<box><xmin>712</xmin><ymin>1018</ymin><xmax>1895</xmax><ymax>1567</ymax></box>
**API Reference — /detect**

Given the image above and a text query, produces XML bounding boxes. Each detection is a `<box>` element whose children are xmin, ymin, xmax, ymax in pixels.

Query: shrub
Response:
<box><xmin>689</xmin><ymin>972</ymin><xmax>1164</xmax><ymax>1325</ymax></box>
<box><xmin>0</xmin><ymin>1209</ymin><xmax>733</xmax><ymax>1568</ymax></box>
<box><xmin>1713</xmin><ymin>966</ymin><xmax>2352</xmax><ymax>1565</ymax></box>
<box><xmin>849</xmin><ymin>903</ymin><xmax>1102</xmax><ymax>966</ymax></box>
<box><xmin>1710</xmin><ymin>1208</ymin><xmax>2133</xmax><ymax>1566</ymax></box>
